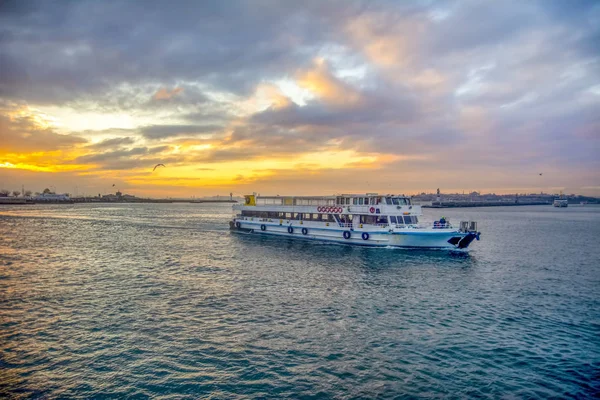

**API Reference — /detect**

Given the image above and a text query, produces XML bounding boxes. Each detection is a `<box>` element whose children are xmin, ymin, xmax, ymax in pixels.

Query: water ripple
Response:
<box><xmin>1</xmin><ymin>204</ymin><xmax>599</xmax><ymax>398</ymax></box>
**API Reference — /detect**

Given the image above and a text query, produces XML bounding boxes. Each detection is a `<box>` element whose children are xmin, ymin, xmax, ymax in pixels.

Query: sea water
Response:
<box><xmin>1</xmin><ymin>203</ymin><xmax>598</xmax><ymax>398</ymax></box>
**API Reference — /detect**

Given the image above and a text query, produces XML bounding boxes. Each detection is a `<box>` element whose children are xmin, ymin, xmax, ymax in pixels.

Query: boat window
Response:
<box><xmin>319</xmin><ymin>213</ymin><xmax>327</xmax><ymax>222</ymax></box>
<box><xmin>385</xmin><ymin>197</ymin><xmax>392</xmax><ymax>205</ymax></box>
<box><xmin>376</xmin><ymin>216</ymin><xmax>388</xmax><ymax>224</ymax></box>
<box><xmin>345</xmin><ymin>198</ymin><xmax>350</xmax><ymax>205</ymax></box>
<box><xmin>353</xmin><ymin>198</ymin><xmax>358</xmax><ymax>205</ymax></box>
<box><xmin>360</xmin><ymin>215</ymin><xmax>376</xmax><ymax>224</ymax></box>
<box><xmin>413</xmin><ymin>216</ymin><xmax>418</xmax><ymax>224</ymax></box>
<box><xmin>390</xmin><ymin>216</ymin><xmax>397</xmax><ymax>224</ymax></box>
<box><xmin>285</xmin><ymin>213</ymin><xmax>292</xmax><ymax>219</ymax></box>
<box><xmin>364</xmin><ymin>198</ymin><xmax>369</xmax><ymax>205</ymax></box>
<box><xmin>392</xmin><ymin>198</ymin><xmax>400</xmax><ymax>205</ymax></box>
<box><xmin>359</xmin><ymin>198</ymin><xmax>364</xmax><ymax>205</ymax></box>
<box><xmin>403</xmin><ymin>216</ymin><xmax>417</xmax><ymax>224</ymax></box>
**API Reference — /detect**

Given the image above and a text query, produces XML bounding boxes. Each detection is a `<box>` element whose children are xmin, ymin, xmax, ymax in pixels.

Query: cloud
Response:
<box><xmin>153</xmin><ymin>87</ymin><xmax>184</xmax><ymax>101</ymax></box>
<box><xmin>0</xmin><ymin>1</ymin><xmax>340</xmax><ymax>105</ymax></box>
<box><xmin>75</xmin><ymin>147</ymin><xmax>149</xmax><ymax>163</ymax></box>
<box><xmin>0</xmin><ymin>104</ymin><xmax>87</xmax><ymax>153</ymax></box>
<box><xmin>139</xmin><ymin>124</ymin><xmax>224</xmax><ymax>140</ymax></box>
<box><xmin>87</xmin><ymin>137</ymin><xmax>136</xmax><ymax>150</ymax></box>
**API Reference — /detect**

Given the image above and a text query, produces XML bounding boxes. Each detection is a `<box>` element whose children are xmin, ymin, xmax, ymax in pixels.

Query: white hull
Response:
<box><xmin>231</xmin><ymin>219</ymin><xmax>477</xmax><ymax>250</ymax></box>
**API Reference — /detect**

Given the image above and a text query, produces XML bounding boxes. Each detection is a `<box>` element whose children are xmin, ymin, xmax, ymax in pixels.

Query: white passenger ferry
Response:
<box><xmin>230</xmin><ymin>194</ymin><xmax>481</xmax><ymax>250</ymax></box>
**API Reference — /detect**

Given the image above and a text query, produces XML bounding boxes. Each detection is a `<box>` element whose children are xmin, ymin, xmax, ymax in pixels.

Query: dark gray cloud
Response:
<box><xmin>75</xmin><ymin>145</ymin><xmax>169</xmax><ymax>163</ymax></box>
<box><xmin>0</xmin><ymin>0</ymin><xmax>356</xmax><ymax>105</ymax></box>
<box><xmin>139</xmin><ymin>124</ymin><xmax>224</xmax><ymax>140</ymax></box>
<box><xmin>87</xmin><ymin>137</ymin><xmax>135</xmax><ymax>150</ymax></box>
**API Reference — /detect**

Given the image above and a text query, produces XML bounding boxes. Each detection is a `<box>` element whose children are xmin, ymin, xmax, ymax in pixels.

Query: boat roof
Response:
<box><xmin>252</xmin><ymin>193</ymin><xmax>409</xmax><ymax>199</ymax></box>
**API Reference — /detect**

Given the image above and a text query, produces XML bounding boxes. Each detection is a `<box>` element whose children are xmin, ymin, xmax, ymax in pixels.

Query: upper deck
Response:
<box><xmin>234</xmin><ymin>193</ymin><xmax>420</xmax><ymax>216</ymax></box>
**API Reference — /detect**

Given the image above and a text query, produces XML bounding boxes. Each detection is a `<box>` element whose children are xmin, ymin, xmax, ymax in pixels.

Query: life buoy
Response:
<box><xmin>302</xmin><ymin>227</ymin><xmax>308</xmax><ymax>235</ymax></box>
<box><xmin>235</xmin><ymin>221</ymin><xmax>241</xmax><ymax>228</ymax></box>
<box><xmin>260</xmin><ymin>224</ymin><xmax>266</xmax><ymax>231</ymax></box>
<box><xmin>369</xmin><ymin>207</ymin><xmax>375</xmax><ymax>213</ymax></box>
<box><xmin>317</xmin><ymin>206</ymin><xmax>323</xmax><ymax>212</ymax></box>
<box><xmin>362</xmin><ymin>232</ymin><xmax>369</xmax><ymax>240</ymax></box>
<box><xmin>343</xmin><ymin>231</ymin><xmax>351</xmax><ymax>239</ymax></box>
<box><xmin>288</xmin><ymin>226</ymin><xmax>294</xmax><ymax>234</ymax></box>
<box><xmin>337</xmin><ymin>207</ymin><xmax>342</xmax><ymax>213</ymax></box>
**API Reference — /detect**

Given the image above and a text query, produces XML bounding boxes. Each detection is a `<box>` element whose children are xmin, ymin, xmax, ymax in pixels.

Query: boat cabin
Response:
<box><xmin>238</xmin><ymin>193</ymin><xmax>419</xmax><ymax>228</ymax></box>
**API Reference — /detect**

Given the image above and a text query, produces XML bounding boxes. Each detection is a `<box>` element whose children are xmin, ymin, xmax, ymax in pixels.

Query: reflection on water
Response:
<box><xmin>0</xmin><ymin>203</ymin><xmax>599</xmax><ymax>398</ymax></box>
<box><xmin>233</xmin><ymin>232</ymin><xmax>474</xmax><ymax>270</ymax></box>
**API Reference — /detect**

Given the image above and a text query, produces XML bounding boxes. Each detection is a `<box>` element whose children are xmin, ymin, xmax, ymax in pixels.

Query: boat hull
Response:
<box><xmin>230</xmin><ymin>220</ymin><xmax>478</xmax><ymax>250</ymax></box>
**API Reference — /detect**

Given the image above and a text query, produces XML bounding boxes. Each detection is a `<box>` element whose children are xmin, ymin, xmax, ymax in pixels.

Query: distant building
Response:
<box><xmin>33</xmin><ymin>193</ymin><xmax>71</xmax><ymax>202</ymax></box>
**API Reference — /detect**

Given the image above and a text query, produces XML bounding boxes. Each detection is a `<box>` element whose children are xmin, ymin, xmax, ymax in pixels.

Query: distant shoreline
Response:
<box><xmin>422</xmin><ymin>201</ymin><xmax>552</xmax><ymax>208</ymax></box>
<box><xmin>0</xmin><ymin>199</ymin><xmax>238</xmax><ymax>205</ymax></box>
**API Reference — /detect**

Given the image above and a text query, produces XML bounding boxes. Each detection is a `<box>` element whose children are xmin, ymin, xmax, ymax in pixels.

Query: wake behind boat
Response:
<box><xmin>230</xmin><ymin>193</ymin><xmax>481</xmax><ymax>250</ymax></box>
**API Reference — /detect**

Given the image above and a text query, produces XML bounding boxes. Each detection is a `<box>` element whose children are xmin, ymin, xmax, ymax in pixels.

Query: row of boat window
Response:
<box><xmin>335</xmin><ymin>197</ymin><xmax>411</xmax><ymax>206</ymax></box>
<box><xmin>241</xmin><ymin>211</ymin><xmax>336</xmax><ymax>222</ymax></box>
<box><xmin>391</xmin><ymin>215</ymin><xmax>418</xmax><ymax>224</ymax></box>
<box><xmin>239</xmin><ymin>210</ymin><xmax>418</xmax><ymax>225</ymax></box>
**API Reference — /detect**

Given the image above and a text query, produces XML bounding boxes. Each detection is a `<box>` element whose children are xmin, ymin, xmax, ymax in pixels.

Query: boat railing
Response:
<box><xmin>459</xmin><ymin>221</ymin><xmax>478</xmax><ymax>232</ymax></box>
<box><xmin>431</xmin><ymin>222</ymin><xmax>453</xmax><ymax>229</ymax></box>
<box><xmin>338</xmin><ymin>222</ymin><xmax>353</xmax><ymax>228</ymax></box>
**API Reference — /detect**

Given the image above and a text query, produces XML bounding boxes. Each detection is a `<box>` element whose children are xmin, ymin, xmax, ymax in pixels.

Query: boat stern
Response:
<box><xmin>451</xmin><ymin>221</ymin><xmax>481</xmax><ymax>249</ymax></box>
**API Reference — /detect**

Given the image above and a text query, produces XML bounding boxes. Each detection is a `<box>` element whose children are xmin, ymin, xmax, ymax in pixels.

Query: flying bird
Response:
<box><xmin>153</xmin><ymin>163</ymin><xmax>165</xmax><ymax>171</ymax></box>
<box><xmin>539</xmin><ymin>173</ymin><xmax>543</xmax><ymax>176</ymax></box>
<box><xmin>112</xmin><ymin>184</ymin><xmax>115</xmax><ymax>187</ymax></box>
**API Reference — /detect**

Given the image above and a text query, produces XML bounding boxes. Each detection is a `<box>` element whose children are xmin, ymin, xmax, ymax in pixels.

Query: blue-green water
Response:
<box><xmin>1</xmin><ymin>204</ymin><xmax>599</xmax><ymax>398</ymax></box>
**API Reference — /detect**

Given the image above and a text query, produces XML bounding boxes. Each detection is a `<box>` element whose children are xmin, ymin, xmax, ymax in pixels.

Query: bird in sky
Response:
<box><xmin>539</xmin><ymin>173</ymin><xmax>543</xmax><ymax>176</ymax></box>
<box><xmin>153</xmin><ymin>163</ymin><xmax>165</xmax><ymax>171</ymax></box>
<box><xmin>112</xmin><ymin>184</ymin><xmax>115</xmax><ymax>187</ymax></box>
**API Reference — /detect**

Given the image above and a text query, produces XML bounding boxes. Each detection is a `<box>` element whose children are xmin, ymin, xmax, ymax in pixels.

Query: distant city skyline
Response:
<box><xmin>1</xmin><ymin>1</ymin><xmax>599</xmax><ymax>197</ymax></box>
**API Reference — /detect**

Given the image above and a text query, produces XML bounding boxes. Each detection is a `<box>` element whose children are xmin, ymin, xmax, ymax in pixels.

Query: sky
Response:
<box><xmin>0</xmin><ymin>0</ymin><xmax>599</xmax><ymax>197</ymax></box>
